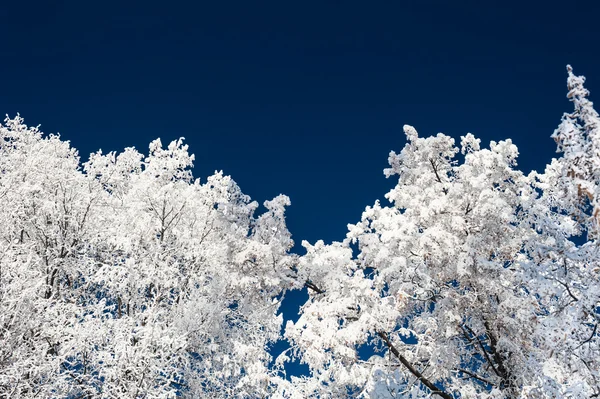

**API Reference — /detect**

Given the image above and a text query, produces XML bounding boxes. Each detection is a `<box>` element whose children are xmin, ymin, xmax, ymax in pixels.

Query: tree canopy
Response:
<box><xmin>1</xmin><ymin>66</ymin><xmax>599</xmax><ymax>398</ymax></box>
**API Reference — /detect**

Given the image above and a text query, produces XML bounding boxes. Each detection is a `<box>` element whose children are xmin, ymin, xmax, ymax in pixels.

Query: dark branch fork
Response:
<box><xmin>430</xmin><ymin>159</ymin><xmax>449</xmax><ymax>195</ymax></box>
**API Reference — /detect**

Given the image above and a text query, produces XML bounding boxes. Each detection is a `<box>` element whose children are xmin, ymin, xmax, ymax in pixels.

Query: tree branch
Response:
<box><xmin>430</xmin><ymin>159</ymin><xmax>448</xmax><ymax>195</ymax></box>
<box><xmin>576</xmin><ymin>323</ymin><xmax>597</xmax><ymax>348</ymax></box>
<box><xmin>377</xmin><ymin>331</ymin><xmax>453</xmax><ymax>399</ymax></box>
<box><xmin>483</xmin><ymin>321</ymin><xmax>513</xmax><ymax>390</ymax></box>
<box><xmin>305</xmin><ymin>281</ymin><xmax>325</xmax><ymax>294</ymax></box>
<box><xmin>455</xmin><ymin>368</ymin><xmax>496</xmax><ymax>387</ymax></box>
<box><xmin>462</xmin><ymin>324</ymin><xmax>502</xmax><ymax>379</ymax></box>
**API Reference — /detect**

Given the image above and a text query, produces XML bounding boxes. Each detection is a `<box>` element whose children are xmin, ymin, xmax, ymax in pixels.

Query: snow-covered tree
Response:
<box><xmin>282</xmin><ymin>67</ymin><xmax>600</xmax><ymax>398</ymax></box>
<box><xmin>0</xmin><ymin>116</ymin><xmax>295</xmax><ymax>398</ymax></box>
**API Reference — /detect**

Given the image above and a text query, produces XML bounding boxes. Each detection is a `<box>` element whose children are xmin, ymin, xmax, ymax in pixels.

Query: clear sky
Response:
<box><xmin>2</xmin><ymin>0</ymin><xmax>600</xmax><ymax>381</ymax></box>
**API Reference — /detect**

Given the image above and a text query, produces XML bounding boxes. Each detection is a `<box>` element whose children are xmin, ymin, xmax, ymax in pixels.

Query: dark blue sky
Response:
<box><xmin>2</xmin><ymin>0</ymin><xmax>599</xmax><ymax>250</ymax></box>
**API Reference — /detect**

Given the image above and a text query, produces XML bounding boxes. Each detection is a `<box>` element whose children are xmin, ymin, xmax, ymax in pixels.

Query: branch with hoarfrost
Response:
<box><xmin>285</xmin><ymin>69</ymin><xmax>600</xmax><ymax>399</ymax></box>
<box><xmin>377</xmin><ymin>331</ymin><xmax>454</xmax><ymax>399</ymax></box>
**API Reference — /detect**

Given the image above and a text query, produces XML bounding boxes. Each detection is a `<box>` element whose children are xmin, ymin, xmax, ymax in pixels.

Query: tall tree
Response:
<box><xmin>281</xmin><ymin>67</ymin><xmax>600</xmax><ymax>398</ymax></box>
<box><xmin>0</xmin><ymin>116</ymin><xmax>295</xmax><ymax>398</ymax></box>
